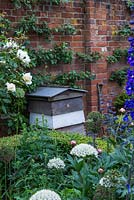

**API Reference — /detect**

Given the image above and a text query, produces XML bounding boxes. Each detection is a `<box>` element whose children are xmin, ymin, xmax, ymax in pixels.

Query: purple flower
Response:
<box><xmin>128</xmin><ymin>37</ymin><xmax>134</xmax><ymax>42</ymax></box>
<box><xmin>130</xmin><ymin>111</ymin><xmax>134</xmax><ymax>120</ymax></box>
<box><xmin>123</xmin><ymin>115</ymin><xmax>129</xmax><ymax>122</ymax></box>
<box><xmin>130</xmin><ymin>6</ymin><xmax>134</xmax><ymax>11</ymax></box>
<box><xmin>130</xmin><ymin>41</ymin><xmax>134</xmax><ymax>47</ymax></box>
<box><xmin>128</xmin><ymin>47</ymin><xmax>134</xmax><ymax>54</ymax></box>
<box><xmin>124</xmin><ymin>99</ymin><xmax>134</xmax><ymax>109</ymax></box>
<box><xmin>129</xmin><ymin>20</ymin><xmax>134</xmax><ymax>25</ymax></box>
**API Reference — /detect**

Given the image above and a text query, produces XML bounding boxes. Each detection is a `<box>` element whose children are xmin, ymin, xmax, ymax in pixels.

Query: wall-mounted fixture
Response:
<box><xmin>97</xmin><ymin>83</ymin><xmax>103</xmax><ymax>112</ymax></box>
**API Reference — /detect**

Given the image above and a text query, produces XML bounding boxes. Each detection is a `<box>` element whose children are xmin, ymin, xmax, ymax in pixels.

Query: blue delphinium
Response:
<box><xmin>124</xmin><ymin>35</ymin><xmax>134</xmax><ymax>199</ymax></box>
<box><xmin>124</xmin><ymin>37</ymin><xmax>134</xmax><ymax>120</ymax></box>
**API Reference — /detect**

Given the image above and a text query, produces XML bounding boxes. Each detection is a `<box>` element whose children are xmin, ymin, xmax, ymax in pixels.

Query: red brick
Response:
<box><xmin>1</xmin><ymin>0</ymin><xmax>129</xmax><ymax>114</ymax></box>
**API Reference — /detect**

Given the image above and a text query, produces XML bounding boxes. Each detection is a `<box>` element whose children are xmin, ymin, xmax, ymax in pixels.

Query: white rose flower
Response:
<box><xmin>29</xmin><ymin>189</ymin><xmax>61</xmax><ymax>200</ymax></box>
<box><xmin>6</xmin><ymin>82</ymin><xmax>16</xmax><ymax>92</ymax></box>
<box><xmin>3</xmin><ymin>39</ymin><xmax>18</xmax><ymax>49</ymax></box>
<box><xmin>70</xmin><ymin>143</ymin><xmax>98</xmax><ymax>158</ymax></box>
<box><xmin>17</xmin><ymin>49</ymin><xmax>31</xmax><ymax>64</ymax></box>
<box><xmin>47</xmin><ymin>157</ymin><xmax>65</xmax><ymax>169</ymax></box>
<box><xmin>22</xmin><ymin>72</ymin><xmax>32</xmax><ymax>85</ymax></box>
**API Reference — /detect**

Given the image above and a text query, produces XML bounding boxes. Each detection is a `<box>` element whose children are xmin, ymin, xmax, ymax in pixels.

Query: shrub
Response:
<box><xmin>0</xmin><ymin>126</ymin><xmax>108</xmax><ymax>199</ymax></box>
<box><xmin>113</xmin><ymin>92</ymin><xmax>129</xmax><ymax>113</ymax></box>
<box><xmin>86</xmin><ymin>111</ymin><xmax>104</xmax><ymax>135</ymax></box>
<box><xmin>1</xmin><ymin>123</ymin><xmax>133</xmax><ymax>200</ymax></box>
<box><xmin>0</xmin><ymin>130</ymin><xmax>108</xmax><ymax>163</ymax></box>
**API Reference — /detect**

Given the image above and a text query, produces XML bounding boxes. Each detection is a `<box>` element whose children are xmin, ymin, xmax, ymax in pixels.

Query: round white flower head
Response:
<box><xmin>47</xmin><ymin>157</ymin><xmax>65</xmax><ymax>169</ymax></box>
<box><xmin>70</xmin><ymin>143</ymin><xmax>98</xmax><ymax>158</ymax></box>
<box><xmin>99</xmin><ymin>176</ymin><xmax>113</xmax><ymax>188</ymax></box>
<box><xmin>22</xmin><ymin>72</ymin><xmax>32</xmax><ymax>85</ymax></box>
<box><xmin>3</xmin><ymin>39</ymin><xmax>18</xmax><ymax>49</ymax></box>
<box><xmin>6</xmin><ymin>82</ymin><xmax>16</xmax><ymax>92</ymax></box>
<box><xmin>29</xmin><ymin>189</ymin><xmax>61</xmax><ymax>200</ymax></box>
<box><xmin>17</xmin><ymin>49</ymin><xmax>31</xmax><ymax>64</ymax></box>
<box><xmin>0</xmin><ymin>60</ymin><xmax>6</xmax><ymax>64</ymax></box>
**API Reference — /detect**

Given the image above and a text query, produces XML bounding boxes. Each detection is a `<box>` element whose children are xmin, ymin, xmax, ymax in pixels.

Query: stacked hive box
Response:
<box><xmin>27</xmin><ymin>86</ymin><xmax>87</xmax><ymax>134</ymax></box>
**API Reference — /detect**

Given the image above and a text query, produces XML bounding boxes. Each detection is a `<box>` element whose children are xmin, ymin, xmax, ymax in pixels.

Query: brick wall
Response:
<box><xmin>0</xmin><ymin>0</ymin><xmax>130</xmax><ymax>115</ymax></box>
<box><xmin>84</xmin><ymin>0</ymin><xmax>129</xmax><ymax>113</ymax></box>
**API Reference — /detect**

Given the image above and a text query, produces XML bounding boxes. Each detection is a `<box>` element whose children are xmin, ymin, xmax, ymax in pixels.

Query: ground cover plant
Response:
<box><xmin>0</xmin><ymin>114</ymin><xmax>134</xmax><ymax>200</ymax></box>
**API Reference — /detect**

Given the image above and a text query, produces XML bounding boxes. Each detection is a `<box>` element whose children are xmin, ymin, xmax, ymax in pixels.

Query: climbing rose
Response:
<box><xmin>22</xmin><ymin>72</ymin><xmax>32</xmax><ymax>85</ymax></box>
<box><xmin>3</xmin><ymin>39</ymin><xmax>18</xmax><ymax>49</ymax></box>
<box><xmin>6</xmin><ymin>82</ymin><xmax>16</xmax><ymax>92</ymax></box>
<box><xmin>17</xmin><ymin>49</ymin><xmax>31</xmax><ymax>64</ymax></box>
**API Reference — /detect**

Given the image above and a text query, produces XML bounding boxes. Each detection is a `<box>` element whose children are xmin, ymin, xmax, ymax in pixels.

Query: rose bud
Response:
<box><xmin>97</xmin><ymin>148</ymin><xmax>102</xmax><ymax>154</ymax></box>
<box><xmin>70</xmin><ymin>140</ymin><xmax>77</xmax><ymax>146</ymax></box>
<box><xmin>119</xmin><ymin>108</ymin><xmax>125</xmax><ymax>113</ymax></box>
<box><xmin>98</xmin><ymin>168</ymin><xmax>104</xmax><ymax>174</ymax></box>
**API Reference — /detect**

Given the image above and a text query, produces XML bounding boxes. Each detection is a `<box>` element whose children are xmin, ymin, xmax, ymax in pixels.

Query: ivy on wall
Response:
<box><xmin>109</xmin><ymin>68</ymin><xmax>128</xmax><ymax>86</ymax></box>
<box><xmin>29</xmin><ymin>42</ymin><xmax>74</xmax><ymax>66</ymax></box>
<box><xmin>0</xmin><ymin>11</ymin><xmax>100</xmax><ymax>88</ymax></box>
<box><xmin>107</xmin><ymin>1</ymin><xmax>133</xmax><ymax>88</ymax></box>
<box><xmin>76</xmin><ymin>52</ymin><xmax>101</xmax><ymax>63</ymax></box>
<box><xmin>125</xmin><ymin>0</ymin><xmax>134</xmax><ymax>8</ymax></box>
<box><xmin>106</xmin><ymin>48</ymin><xmax>128</xmax><ymax>64</ymax></box>
<box><xmin>11</xmin><ymin>0</ymin><xmax>70</xmax><ymax>9</ymax></box>
<box><xmin>52</xmin><ymin>70</ymin><xmax>96</xmax><ymax>88</ymax></box>
<box><xmin>0</xmin><ymin>13</ymin><xmax>11</xmax><ymax>34</ymax></box>
<box><xmin>115</xmin><ymin>24</ymin><xmax>133</xmax><ymax>37</ymax></box>
<box><xmin>15</xmin><ymin>15</ymin><xmax>77</xmax><ymax>40</ymax></box>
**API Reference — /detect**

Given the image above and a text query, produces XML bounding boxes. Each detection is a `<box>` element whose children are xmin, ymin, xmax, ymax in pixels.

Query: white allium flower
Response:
<box><xmin>99</xmin><ymin>176</ymin><xmax>113</xmax><ymax>188</ymax></box>
<box><xmin>47</xmin><ymin>157</ymin><xmax>65</xmax><ymax>169</ymax></box>
<box><xmin>70</xmin><ymin>143</ymin><xmax>98</xmax><ymax>158</ymax></box>
<box><xmin>29</xmin><ymin>189</ymin><xmax>61</xmax><ymax>200</ymax></box>
<box><xmin>22</xmin><ymin>72</ymin><xmax>32</xmax><ymax>85</ymax></box>
<box><xmin>0</xmin><ymin>60</ymin><xmax>6</xmax><ymax>64</ymax></box>
<box><xmin>6</xmin><ymin>82</ymin><xmax>16</xmax><ymax>92</ymax></box>
<box><xmin>17</xmin><ymin>49</ymin><xmax>31</xmax><ymax>64</ymax></box>
<box><xmin>3</xmin><ymin>39</ymin><xmax>18</xmax><ymax>49</ymax></box>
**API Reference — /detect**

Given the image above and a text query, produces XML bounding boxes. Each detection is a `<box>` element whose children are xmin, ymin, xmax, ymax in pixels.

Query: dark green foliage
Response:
<box><xmin>115</xmin><ymin>24</ymin><xmax>133</xmax><ymax>37</ymax></box>
<box><xmin>11</xmin><ymin>0</ymin><xmax>70</xmax><ymax>9</ymax></box>
<box><xmin>53</xmin><ymin>70</ymin><xmax>95</xmax><ymax>88</ymax></box>
<box><xmin>0</xmin><ymin>13</ymin><xmax>11</xmax><ymax>34</ymax></box>
<box><xmin>29</xmin><ymin>42</ymin><xmax>74</xmax><ymax>65</ymax></box>
<box><xmin>76</xmin><ymin>51</ymin><xmax>101</xmax><ymax>63</ymax></box>
<box><xmin>0</xmin><ymin>126</ymin><xmax>107</xmax><ymax>199</ymax></box>
<box><xmin>126</xmin><ymin>0</ymin><xmax>134</xmax><ymax>8</ymax></box>
<box><xmin>1</xmin><ymin>125</ymin><xmax>63</xmax><ymax>199</ymax></box>
<box><xmin>15</xmin><ymin>15</ymin><xmax>76</xmax><ymax>40</ymax></box>
<box><xmin>15</xmin><ymin>15</ymin><xmax>52</xmax><ymax>40</ymax></box>
<box><xmin>86</xmin><ymin>111</ymin><xmax>104</xmax><ymax>134</ymax></box>
<box><xmin>54</xmin><ymin>23</ymin><xmax>77</xmax><ymax>35</ymax></box>
<box><xmin>106</xmin><ymin>48</ymin><xmax>128</xmax><ymax>64</ymax></box>
<box><xmin>113</xmin><ymin>92</ymin><xmax>129</xmax><ymax>112</ymax></box>
<box><xmin>1</xmin><ymin>123</ymin><xmax>134</xmax><ymax>200</ymax></box>
<box><xmin>109</xmin><ymin>68</ymin><xmax>127</xmax><ymax>86</ymax></box>
<box><xmin>0</xmin><ymin>130</ymin><xmax>107</xmax><ymax>162</ymax></box>
<box><xmin>28</xmin><ymin>73</ymin><xmax>52</xmax><ymax>92</ymax></box>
